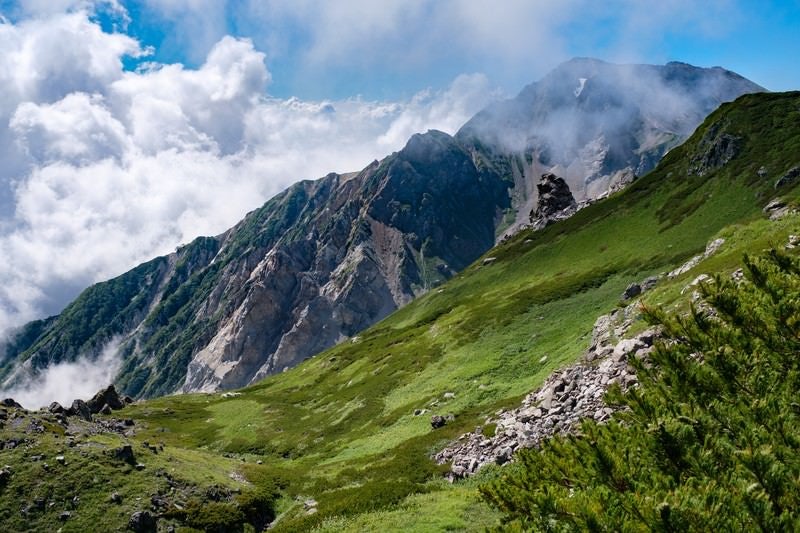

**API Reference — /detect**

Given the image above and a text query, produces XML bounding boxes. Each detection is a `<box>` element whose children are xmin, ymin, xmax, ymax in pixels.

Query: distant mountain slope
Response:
<box><xmin>457</xmin><ymin>58</ymin><xmax>764</xmax><ymax>233</ymax></box>
<box><xmin>0</xmin><ymin>60</ymin><xmax>763</xmax><ymax>398</ymax></box>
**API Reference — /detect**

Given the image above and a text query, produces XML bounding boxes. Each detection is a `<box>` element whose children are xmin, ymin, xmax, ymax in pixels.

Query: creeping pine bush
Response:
<box><xmin>481</xmin><ymin>249</ymin><xmax>800</xmax><ymax>532</ymax></box>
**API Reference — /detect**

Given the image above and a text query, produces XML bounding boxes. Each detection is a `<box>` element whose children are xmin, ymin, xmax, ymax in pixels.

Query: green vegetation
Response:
<box><xmin>482</xmin><ymin>249</ymin><xmax>800</xmax><ymax>531</ymax></box>
<box><xmin>1</xmin><ymin>92</ymin><xmax>800</xmax><ymax>531</ymax></box>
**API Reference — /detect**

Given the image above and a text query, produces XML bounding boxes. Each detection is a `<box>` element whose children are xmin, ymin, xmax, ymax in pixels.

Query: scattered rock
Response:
<box><xmin>764</xmin><ymin>198</ymin><xmax>793</xmax><ymax>220</ymax></box>
<box><xmin>621</xmin><ymin>283</ymin><xmax>641</xmax><ymax>300</ymax></box>
<box><xmin>56</xmin><ymin>455</ymin><xmax>66</xmax><ymax>465</ymax></box>
<box><xmin>435</xmin><ymin>312</ymin><xmax>663</xmax><ymax>480</ymax></box>
<box><xmin>786</xmin><ymin>235</ymin><xmax>800</xmax><ymax>250</ymax></box>
<box><xmin>430</xmin><ymin>415</ymin><xmax>447</xmax><ymax>429</ymax></box>
<box><xmin>775</xmin><ymin>165</ymin><xmax>800</xmax><ymax>189</ymax></box>
<box><xmin>87</xmin><ymin>385</ymin><xmax>125</xmax><ymax>414</ymax></box>
<box><xmin>48</xmin><ymin>402</ymin><xmax>65</xmax><ymax>414</ymax></box>
<box><xmin>220</xmin><ymin>392</ymin><xmax>242</xmax><ymax>399</ymax></box>
<box><xmin>482</xmin><ymin>257</ymin><xmax>497</xmax><ymax>266</ymax></box>
<box><xmin>59</xmin><ymin>511</ymin><xmax>71</xmax><ymax>521</ymax></box>
<box><xmin>111</xmin><ymin>445</ymin><xmax>136</xmax><ymax>465</ymax></box>
<box><xmin>668</xmin><ymin>238</ymin><xmax>725</xmax><ymax>278</ymax></box>
<box><xmin>128</xmin><ymin>510</ymin><xmax>157</xmax><ymax>533</ymax></box>
<box><xmin>1</xmin><ymin>398</ymin><xmax>22</xmax><ymax>409</ymax></box>
<box><xmin>443</xmin><ymin>392</ymin><xmax>456</xmax><ymax>400</ymax></box>
<box><xmin>68</xmin><ymin>399</ymin><xmax>92</xmax><ymax>421</ymax></box>
<box><xmin>110</xmin><ymin>492</ymin><xmax>123</xmax><ymax>504</ymax></box>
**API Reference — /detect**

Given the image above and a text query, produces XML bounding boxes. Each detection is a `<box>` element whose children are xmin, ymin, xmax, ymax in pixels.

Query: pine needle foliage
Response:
<box><xmin>481</xmin><ymin>249</ymin><xmax>800</xmax><ymax>532</ymax></box>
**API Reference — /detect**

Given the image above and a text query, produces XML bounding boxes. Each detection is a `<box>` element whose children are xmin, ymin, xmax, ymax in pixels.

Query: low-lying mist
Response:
<box><xmin>0</xmin><ymin>337</ymin><xmax>121</xmax><ymax>409</ymax></box>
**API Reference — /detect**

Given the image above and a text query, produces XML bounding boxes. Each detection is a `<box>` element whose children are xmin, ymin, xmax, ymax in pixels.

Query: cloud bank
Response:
<box><xmin>0</xmin><ymin>9</ymin><xmax>499</xmax><ymax>339</ymax></box>
<box><xmin>2</xmin><ymin>337</ymin><xmax>121</xmax><ymax>409</ymax></box>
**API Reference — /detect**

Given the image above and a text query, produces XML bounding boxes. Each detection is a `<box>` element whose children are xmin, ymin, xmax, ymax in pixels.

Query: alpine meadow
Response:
<box><xmin>1</xmin><ymin>3</ymin><xmax>800</xmax><ymax>532</ymax></box>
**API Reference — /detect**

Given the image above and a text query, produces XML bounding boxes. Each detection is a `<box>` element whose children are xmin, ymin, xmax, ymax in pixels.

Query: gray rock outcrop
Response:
<box><xmin>530</xmin><ymin>173</ymin><xmax>578</xmax><ymax>229</ymax></box>
<box><xmin>434</xmin><ymin>308</ymin><xmax>662</xmax><ymax>480</ymax></box>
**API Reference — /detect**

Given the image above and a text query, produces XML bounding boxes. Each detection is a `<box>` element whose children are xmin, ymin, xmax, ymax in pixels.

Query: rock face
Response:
<box><xmin>434</xmin><ymin>308</ymin><xmax>662</xmax><ymax>479</ymax></box>
<box><xmin>0</xmin><ymin>60</ymin><xmax>763</xmax><ymax>398</ymax></box>
<box><xmin>530</xmin><ymin>173</ymin><xmax>578</xmax><ymax>229</ymax></box>
<box><xmin>4</xmin><ymin>131</ymin><xmax>511</xmax><ymax>397</ymax></box>
<box><xmin>689</xmin><ymin>122</ymin><xmax>742</xmax><ymax>176</ymax></box>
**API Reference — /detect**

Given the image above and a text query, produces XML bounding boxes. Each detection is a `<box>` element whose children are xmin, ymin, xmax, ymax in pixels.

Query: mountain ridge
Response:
<box><xmin>0</xmin><ymin>59</ymin><xmax>764</xmax><ymax>399</ymax></box>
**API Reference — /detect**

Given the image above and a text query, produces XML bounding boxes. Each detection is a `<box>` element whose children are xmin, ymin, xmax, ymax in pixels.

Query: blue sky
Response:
<box><xmin>82</xmin><ymin>0</ymin><xmax>800</xmax><ymax>99</ymax></box>
<box><xmin>1</xmin><ymin>1</ymin><xmax>797</xmax><ymax>99</ymax></box>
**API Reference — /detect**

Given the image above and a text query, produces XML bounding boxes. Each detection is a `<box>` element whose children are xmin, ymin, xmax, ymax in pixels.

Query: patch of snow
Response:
<box><xmin>574</xmin><ymin>78</ymin><xmax>588</xmax><ymax>97</ymax></box>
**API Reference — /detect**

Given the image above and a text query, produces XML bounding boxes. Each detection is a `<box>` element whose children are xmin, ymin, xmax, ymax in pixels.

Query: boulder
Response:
<box><xmin>48</xmin><ymin>402</ymin><xmax>65</xmax><ymax>414</ymax></box>
<box><xmin>621</xmin><ymin>283</ymin><xmax>641</xmax><ymax>300</ymax></box>
<box><xmin>431</xmin><ymin>415</ymin><xmax>447</xmax><ymax>429</ymax></box>
<box><xmin>530</xmin><ymin>173</ymin><xmax>578</xmax><ymax>229</ymax></box>
<box><xmin>87</xmin><ymin>385</ymin><xmax>124</xmax><ymax>414</ymax></box>
<box><xmin>775</xmin><ymin>165</ymin><xmax>800</xmax><ymax>189</ymax></box>
<box><xmin>112</xmin><ymin>445</ymin><xmax>136</xmax><ymax>465</ymax></box>
<box><xmin>1</xmin><ymin>398</ymin><xmax>22</xmax><ymax>409</ymax></box>
<box><xmin>68</xmin><ymin>400</ymin><xmax>92</xmax><ymax>421</ymax></box>
<box><xmin>128</xmin><ymin>511</ymin><xmax>157</xmax><ymax>533</ymax></box>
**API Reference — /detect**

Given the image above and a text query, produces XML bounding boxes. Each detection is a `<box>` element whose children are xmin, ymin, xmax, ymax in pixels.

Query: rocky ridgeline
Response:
<box><xmin>434</xmin><ymin>302</ymin><xmax>662</xmax><ymax>480</ymax></box>
<box><xmin>0</xmin><ymin>385</ymin><xmax>134</xmax><ymax>438</ymax></box>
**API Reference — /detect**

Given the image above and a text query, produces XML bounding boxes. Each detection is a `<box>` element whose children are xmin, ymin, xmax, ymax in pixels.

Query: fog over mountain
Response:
<box><xmin>457</xmin><ymin>58</ymin><xmax>764</xmax><ymax>233</ymax></box>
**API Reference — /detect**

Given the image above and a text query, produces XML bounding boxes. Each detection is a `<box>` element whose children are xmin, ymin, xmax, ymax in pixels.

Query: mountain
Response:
<box><xmin>0</xmin><ymin>59</ymin><xmax>763</xmax><ymax>398</ymax></box>
<box><xmin>457</xmin><ymin>58</ymin><xmax>764</xmax><ymax>234</ymax></box>
<box><xmin>1</xmin><ymin>91</ymin><xmax>798</xmax><ymax>532</ymax></box>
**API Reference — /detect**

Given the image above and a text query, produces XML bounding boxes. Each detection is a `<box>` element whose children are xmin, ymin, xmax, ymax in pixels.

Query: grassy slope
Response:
<box><xmin>2</xmin><ymin>92</ymin><xmax>800</xmax><ymax>532</ymax></box>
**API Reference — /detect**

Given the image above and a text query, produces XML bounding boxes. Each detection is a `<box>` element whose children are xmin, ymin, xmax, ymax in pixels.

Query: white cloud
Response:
<box><xmin>0</xmin><ymin>11</ymin><xmax>499</xmax><ymax>341</ymax></box>
<box><xmin>2</xmin><ymin>337</ymin><xmax>121</xmax><ymax>409</ymax></box>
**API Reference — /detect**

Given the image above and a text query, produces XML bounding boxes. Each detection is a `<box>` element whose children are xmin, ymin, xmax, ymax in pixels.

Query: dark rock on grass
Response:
<box><xmin>775</xmin><ymin>165</ymin><xmax>800</xmax><ymax>189</ymax></box>
<box><xmin>48</xmin><ymin>402</ymin><xmax>65</xmax><ymax>414</ymax></box>
<box><xmin>621</xmin><ymin>283</ymin><xmax>641</xmax><ymax>300</ymax></box>
<box><xmin>0</xmin><ymin>466</ymin><xmax>11</xmax><ymax>485</ymax></box>
<box><xmin>68</xmin><ymin>399</ymin><xmax>92</xmax><ymax>421</ymax></box>
<box><xmin>100</xmin><ymin>404</ymin><xmax>113</xmax><ymax>415</ymax></box>
<box><xmin>110</xmin><ymin>492</ymin><xmax>123</xmax><ymax>504</ymax></box>
<box><xmin>431</xmin><ymin>415</ymin><xmax>447</xmax><ymax>429</ymax></box>
<box><xmin>128</xmin><ymin>510</ymin><xmax>157</xmax><ymax>533</ymax></box>
<box><xmin>1</xmin><ymin>398</ymin><xmax>22</xmax><ymax>409</ymax></box>
<box><xmin>87</xmin><ymin>385</ymin><xmax>125</xmax><ymax>414</ymax></box>
<box><xmin>111</xmin><ymin>445</ymin><xmax>136</xmax><ymax>465</ymax></box>
<box><xmin>59</xmin><ymin>511</ymin><xmax>71</xmax><ymax>521</ymax></box>
<box><xmin>530</xmin><ymin>173</ymin><xmax>578</xmax><ymax>229</ymax></box>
